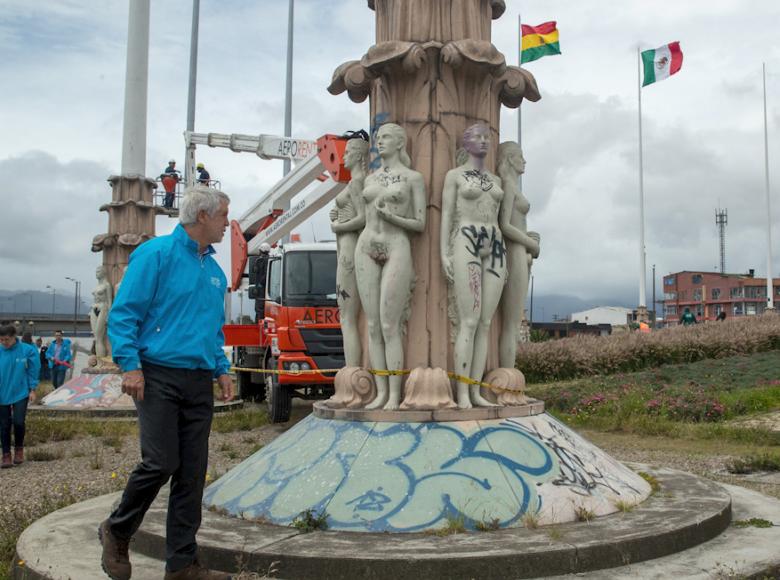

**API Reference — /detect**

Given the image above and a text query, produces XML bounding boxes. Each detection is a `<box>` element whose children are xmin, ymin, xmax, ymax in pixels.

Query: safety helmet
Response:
<box><xmin>168</xmin><ymin>158</ymin><xmax>176</xmax><ymax>163</ymax></box>
<box><xmin>197</xmin><ymin>162</ymin><xmax>204</xmax><ymax>169</ymax></box>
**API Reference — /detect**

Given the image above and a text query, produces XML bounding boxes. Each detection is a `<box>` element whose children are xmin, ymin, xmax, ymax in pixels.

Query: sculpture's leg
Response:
<box><xmin>378</xmin><ymin>249</ymin><xmax>414</xmax><ymax>411</ymax></box>
<box><xmin>356</xmin><ymin>254</ymin><xmax>389</xmax><ymax>410</ymax></box>
<box><xmin>337</xmin><ymin>239</ymin><xmax>363</xmax><ymax>367</ymax></box>
<box><xmin>499</xmin><ymin>243</ymin><xmax>529</xmax><ymax>368</ymax></box>
<box><xmin>470</xmin><ymin>258</ymin><xmax>505</xmax><ymax>407</ymax></box>
<box><xmin>452</xmin><ymin>251</ymin><xmax>482</xmax><ymax>410</ymax></box>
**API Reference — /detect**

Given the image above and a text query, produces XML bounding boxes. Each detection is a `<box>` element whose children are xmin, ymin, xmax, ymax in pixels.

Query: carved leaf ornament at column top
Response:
<box><xmin>329</xmin><ymin>39</ymin><xmax>540</xmax><ymax>108</ymax></box>
<box><xmin>366</xmin><ymin>0</ymin><xmax>506</xmax><ymax>20</ymax></box>
<box><xmin>328</xmin><ymin>41</ymin><xmax>430</xmax><ymax>101</ymax></box>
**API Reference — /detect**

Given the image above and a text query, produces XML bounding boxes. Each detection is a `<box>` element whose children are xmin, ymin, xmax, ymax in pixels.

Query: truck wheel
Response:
<box><xmin>265</xmin><ymin>362</ymin><xmax>292</xmax><ymax>423</ymax></box>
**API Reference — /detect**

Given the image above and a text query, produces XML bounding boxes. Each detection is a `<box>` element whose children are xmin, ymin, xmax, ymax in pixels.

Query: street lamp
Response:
<box><xmin>46</xmin><ymin>285</ymin><xmax>56</xmax><ymax>319</ymax></box>
<box><xmin>65</xmin><ymin>277</ymin><xmax>81</xmax><ymax>337</ymax></box>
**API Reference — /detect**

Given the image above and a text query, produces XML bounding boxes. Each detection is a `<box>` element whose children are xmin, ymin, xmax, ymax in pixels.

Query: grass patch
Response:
<box><xmin>211</xmin><ymin>409</ymin><xmax>269</xmax><ymax>433</ymax></box>
<box><xmin>527</xmin><ymin>350</ymin><xmax>780</xmax><ymax>445</ymax></box>
<box><xmin>726</xmin><ymin>453</ymin><xmax>780</xmax><ymax>474</ymax></box>
<box><xmin>521</xmin><ymin>512</ymin><xmax>540</xmax><ymax>529</ymax></box>
<box><xmin>25</xmin><ymin>447</ymin><xmax>63</xmax><ymax>462</ymax></box>
<box><xmin>474</xmin><ymin>517</ymin><xmax>501</xmax><ymax>532</ymax></box>
<box><xmin>291</xmin><ymin>509</ymin><xmax>328</xmax><ymax>533</ymax></box>
<box><xmin>0</xmin><ymin>487</ymin><xmax>79</xmax><ymax>579</ymax></box>
<box><xmin>638</xmin><ymin>471</ymin><xmax>661</xmax><ymax>494</ymax></box>
<box><xmin>430</xmin><ymin>513</ymin><xmax>467</xmax><ymax>537</ymax></box>
<box><xmin>614</xmin><ymin>500</ymin><xmax>635</xmax><ymax>513</ymax></box>
<box><xmin>732</xmin><ymin>518</ymin><xmax>773</xmax><ymax>528</ymax></box>
<box><xmin>574</xmin><ymin>505</ymin><xmax>595</xmax><ymax>523</ymax></box>
<box><xmin>24</xmin><ymin>416</ymin><xmax>137</xmax><ymax>446</ymax></box>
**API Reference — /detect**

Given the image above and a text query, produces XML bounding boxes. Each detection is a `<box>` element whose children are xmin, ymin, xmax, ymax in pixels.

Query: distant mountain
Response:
<box><xmin>0</xmin><ymin>289</ymin><xmax>89</xmax><ymax>317</ymax></box>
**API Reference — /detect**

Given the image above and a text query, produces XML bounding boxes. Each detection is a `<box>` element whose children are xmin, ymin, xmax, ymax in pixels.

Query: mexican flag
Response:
<box><xmin>521</xmin><ymin>21</ymin><xmax>561</xmax><ymax>64</ymax></box>
<box><xmin>641</xmin><ymin>42</ymin><xmax>683</xmax><ymax>86</ymax></box>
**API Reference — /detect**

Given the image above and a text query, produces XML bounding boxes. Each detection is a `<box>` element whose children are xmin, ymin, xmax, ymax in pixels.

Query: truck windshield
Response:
<box><xmin>283</xmin><ymin>251</ymin><xmax>338</xmax><ymax>306</ymax></box>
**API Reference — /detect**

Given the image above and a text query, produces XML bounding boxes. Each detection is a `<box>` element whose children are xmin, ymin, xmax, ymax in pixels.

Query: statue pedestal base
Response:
<box><xmin>41</xmin><ymin>372</ymin><xmax>134</xmax><ymax>410</ymax></box>
<box><xmin>204</xmin><ymin>410</ymin><xmax>651</xmax><ymax>533</ymax></box>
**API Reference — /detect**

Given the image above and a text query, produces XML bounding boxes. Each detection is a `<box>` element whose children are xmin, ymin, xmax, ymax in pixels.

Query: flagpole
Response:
<box><xmin>637</xmin><ymin>46</ymin><xmax>647</xmax><ymax>313</ymax></box>
<box><xmin>763</xmin><ymin>62</ymin><xmax>775</xmax><ymax>310</ymax></box>
<box><xmin>517</xmin><ymin>13</ymin><xmax>523</xmax><ymax>191</ymax></box>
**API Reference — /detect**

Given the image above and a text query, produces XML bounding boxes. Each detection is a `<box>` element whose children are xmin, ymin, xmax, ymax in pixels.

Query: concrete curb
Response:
<box><xmin>13</xmin><ymin>468</ymin><xmax>780</xmax><ymax>579</ymax></box>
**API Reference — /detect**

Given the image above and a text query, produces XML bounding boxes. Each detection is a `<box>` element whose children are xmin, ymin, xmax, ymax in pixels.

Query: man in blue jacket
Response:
<box><xmin>99</xmin><ymin>185</ymin><xmax>234</xmax><ymax>580</ymax></box>
<box><xmin>0</xmin><ymin>324</ymin><xmax>40</xmax><ymax>468</ymax></box>
<box><xmin>46</xmin><ymin>330</ymin><xmax>72</xmax><ymax>388</ymax></box>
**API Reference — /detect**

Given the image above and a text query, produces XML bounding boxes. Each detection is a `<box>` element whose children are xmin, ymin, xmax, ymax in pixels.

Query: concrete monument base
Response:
<box><xmin>202</xmin><ymin>413</ymin><xmax>651</xmax><ymax>532</ymax></box>
<box><xmin>15</xmin><ymin>468</ymin><xmax>780</xmax><ymax>579</ymax></box>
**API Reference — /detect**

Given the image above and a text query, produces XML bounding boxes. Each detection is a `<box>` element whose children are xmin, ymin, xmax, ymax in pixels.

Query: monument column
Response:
<box><xmin>329</xmin><ymin>0</ymin><xmax>540</xmax><ymax>375</ymax></box>
<box><xmin>92</xmin><ymin>0</ymin><xmax>161</xmax><ymax>292</ymax></box>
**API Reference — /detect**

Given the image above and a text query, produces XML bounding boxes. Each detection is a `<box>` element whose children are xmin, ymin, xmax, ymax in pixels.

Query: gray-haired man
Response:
<box><xmin>100</xmin><ymin>186</ymin><xmax>235</xmax><ymax>580</ymax></box>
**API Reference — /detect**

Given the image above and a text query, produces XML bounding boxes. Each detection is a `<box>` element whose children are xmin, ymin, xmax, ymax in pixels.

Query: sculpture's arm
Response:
<box><xmin>440</xmin><ymin>171</ymin><xmax>457</xmax><ymax>283</ymax></box>
<box><xmin>332</xmin><ymin>183</ymin><xmax>366</xmax><ymax>234</ymax></box>
<box><xmin>376</xmin><ymin>173</ymin><xmax>426</xmax><ymax>233</ymax></box>
<box><xmin>499</xmin><ymin>191</ymin><xmax>540</xmax><ymax>256</ymax></box>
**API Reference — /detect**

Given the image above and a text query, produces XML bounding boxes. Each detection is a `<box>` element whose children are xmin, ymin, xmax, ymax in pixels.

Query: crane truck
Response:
<box><xmin>185</xmin><ymin>130</ymin><xmax>354</xmax><ymax>422</ymax></box>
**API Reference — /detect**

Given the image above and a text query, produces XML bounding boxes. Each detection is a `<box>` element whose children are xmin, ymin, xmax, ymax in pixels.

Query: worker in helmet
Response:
<box><xmin>196</xmin><ymin>162</ymin><xmax>210</xmax><ymax>185</ymax></box>
<box><xmin>161</xmin><ymin>159</ymin><xmax>180</xmax><ymax>209</ymax></box>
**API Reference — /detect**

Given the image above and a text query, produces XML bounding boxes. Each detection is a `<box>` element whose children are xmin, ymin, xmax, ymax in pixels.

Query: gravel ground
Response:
<box><xmin>1</xmin><ymin>403</ymin><xmax>777</xmax><ymax>524</ymax></box>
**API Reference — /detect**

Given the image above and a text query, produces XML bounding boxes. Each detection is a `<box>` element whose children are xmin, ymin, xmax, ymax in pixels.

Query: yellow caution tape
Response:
<box><xmin>230</xmin><ymin>365</ymin><xmax>522</xmax><ymax>394</ymax></box>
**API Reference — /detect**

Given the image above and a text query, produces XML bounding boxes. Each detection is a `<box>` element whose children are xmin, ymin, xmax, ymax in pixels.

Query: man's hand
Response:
<box><xmin>29</xmin><ymin>390</ymin><xmax>36</xmax><ymax>404</ymax></box>
<box><xmin>122</xmin><ymin>369</ymin><xmax>145</xmax><ymax>402</ymax></box>
<box><xmin>217</xmin><ymin>374</ymin><xmax>235</xmax><ymax>402</ymax></box>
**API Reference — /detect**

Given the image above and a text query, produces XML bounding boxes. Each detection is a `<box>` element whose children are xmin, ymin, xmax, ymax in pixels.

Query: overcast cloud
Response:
<box><xmin>1</xmin><ymin>0</ymin><xmax>779</xmax><ymax>313</ymax></box>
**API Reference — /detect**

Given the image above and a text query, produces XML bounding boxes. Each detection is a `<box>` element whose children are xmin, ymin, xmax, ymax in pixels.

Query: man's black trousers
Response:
<box><xmin>107</xmin><ymin>363</ymin><xmax>214</xmax><ymax>572</ymax></box>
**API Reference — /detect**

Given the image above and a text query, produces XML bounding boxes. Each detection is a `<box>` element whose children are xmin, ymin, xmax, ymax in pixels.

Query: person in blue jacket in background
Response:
<box><xmin>46</xmin><ymin>330</ymin><xmax>72</xmax><ymax>388</ymax></box>
<box><xmin>0</xmin><ymin>324</ymin><xmax>40</xmax><ymax>468</ymax></box>
<box><xmin>99</xmin><ymin>185</ymin><xmax>234</xmax><ymax>580</ymax></box>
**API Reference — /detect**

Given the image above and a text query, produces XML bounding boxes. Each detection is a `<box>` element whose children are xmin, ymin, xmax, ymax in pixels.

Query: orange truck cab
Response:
<box><xmin>225</xmin><ymin>242</ymin><xmax>342</xmax><ymax>422</ymax></box>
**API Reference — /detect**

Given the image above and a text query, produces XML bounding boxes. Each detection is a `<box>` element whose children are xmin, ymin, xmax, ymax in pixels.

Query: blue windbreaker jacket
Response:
<box><xmin>108</xmin><ymin>224</ymin><xmax>230</xmax><ymax>377</ymax></box>
<box><xmin>0</xmin><ymin>339</ymin><xmax>40</xmax><ymax>405</ymax></box>
<box><xmin>46</xmin><ymin>337</ymin><xmax>72</xmax><ymax>368</ymax></box>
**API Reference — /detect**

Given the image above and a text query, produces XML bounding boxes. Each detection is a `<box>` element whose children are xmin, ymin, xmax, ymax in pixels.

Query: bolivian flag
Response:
<box><xmin>521</xmin><ymin>21</ymin><xmax>561</xmax><ymax>64</ymax></box>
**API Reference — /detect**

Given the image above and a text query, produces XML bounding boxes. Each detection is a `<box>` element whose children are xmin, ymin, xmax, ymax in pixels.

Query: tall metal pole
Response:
<box><xmin>517</xmin><ymin>13</ymin><xmax>523</xmax><ymax>191</ymax></box>
<box><xmin>652</xmin><ymin>264</ymin><xmax>656</xmax><ymax>324</ymax></box>
<box><xmin>185</xmin><ymin>0</ymin><xmax>201</xmax><ymax>187</ymax></box>
<box><xmin>637</xmin><ymin>47</ymin><xmax>647</xmax><ymax>310</ymax></box>
<box><xmin>283</xmin><ymin>0</ymin><xmax>294</xmax><ymax>177</ymax></box>
<box><xmin>763</xmin><ymin>63</ymin><xmax>775</xmax><ymax>311</ymax></box>
<box><xmin>120</xmin><ymin>0</ymin><xmax>151</xmax><ymax>176</ymax></box>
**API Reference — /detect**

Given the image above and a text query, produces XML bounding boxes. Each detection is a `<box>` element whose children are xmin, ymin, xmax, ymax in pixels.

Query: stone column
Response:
<box><xmin>93</xmin><ymin>176</ymin><xmax>160</xmax><ymax>290</ymax></box>
<box><xmin>329</xmin><ymin>0</ymin><xmax>540</xmax><ymax>376</ymax></box>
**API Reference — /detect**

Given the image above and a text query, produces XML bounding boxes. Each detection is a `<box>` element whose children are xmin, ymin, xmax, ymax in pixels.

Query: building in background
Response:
<box><xmin>661</xmin><ymin>270</ymin><xmax>780</xmax><ymax>324</ymax></box>
<box><xmin>570</xmin><ymin>306</ymin><xmax>633</xmax><ymax>327</ymax></box>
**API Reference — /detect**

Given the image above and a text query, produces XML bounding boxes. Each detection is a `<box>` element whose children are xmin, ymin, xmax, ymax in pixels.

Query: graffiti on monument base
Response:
<box><xmin>41</xmin><ymin>373</ymin><xmax>131</xmax><ymax>408</ymax></box>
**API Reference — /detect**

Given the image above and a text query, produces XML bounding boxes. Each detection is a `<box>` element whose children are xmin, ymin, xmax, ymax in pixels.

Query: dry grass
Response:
<box><xmin>518</xmin><ymin>315</ymin><xmax>780</xmax><ymax>383</ymax></box>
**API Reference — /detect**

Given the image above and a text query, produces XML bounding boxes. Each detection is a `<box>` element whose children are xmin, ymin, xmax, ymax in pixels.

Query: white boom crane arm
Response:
<box><xmin>183</xmin><ymin>130</ymin><xmax>318</xmax><ymax>188</ymax></box>
<box><xmin>247</xmin><ymin>179</ymin><xmax>345</xmax><ymax>252</ymax></box>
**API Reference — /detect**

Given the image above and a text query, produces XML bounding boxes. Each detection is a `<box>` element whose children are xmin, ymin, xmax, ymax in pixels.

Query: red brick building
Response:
<box><xmin>661</xmin><ymin>270</ymin><xmax>780</xmax><ymax>324</ymax></box>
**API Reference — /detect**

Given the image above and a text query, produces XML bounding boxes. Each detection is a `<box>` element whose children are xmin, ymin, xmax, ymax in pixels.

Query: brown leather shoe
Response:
<box><xmin>13</xmin><ymin>447</ymin><xmax>23</xmax><ymax>465</ymax></box>
<box><xmin>164</xmin><ymin>558</ymin><xmax>232</xmax><ymax>579</ymax></box>
<box><xmin>1</xmin><ymin>453</ymin><xmax>11</xmax><ymax>469</ymax></box>
<box><xmin>98</xmin><ymin>519</ymin><xmax>131</xmax><ymax>580</ymax></box>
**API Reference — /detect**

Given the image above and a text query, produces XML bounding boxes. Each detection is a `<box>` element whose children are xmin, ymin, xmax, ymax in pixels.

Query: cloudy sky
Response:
<box><xmin>2</xmin><ymin>0</ymin><xmax>779</xmax><ymax>315</ymax></box>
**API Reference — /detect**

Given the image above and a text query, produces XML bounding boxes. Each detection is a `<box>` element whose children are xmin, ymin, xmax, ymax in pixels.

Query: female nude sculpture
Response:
<box><xmin>90</xmin><ymin>265</ymin><xmax>113</xmax><ymax>358</ymax></box>
<box><xmin>330</xmin><ymin>137</ymin><xmax>370</xmax><ymax>367</ymax></box>
<box><xmin>497</xmin><ymin>142</ymin><xmax>540</xmax><ymax>368</ymax></box>
<box><xmin>355</xmin><ymin>123</ymin><xmax>426</xmax><ymax>410</ymax></box>
<box><xmin>441</xmin><ymin>123</ymin><xmax>506</xmax><ymax>409</ymax></box>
